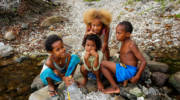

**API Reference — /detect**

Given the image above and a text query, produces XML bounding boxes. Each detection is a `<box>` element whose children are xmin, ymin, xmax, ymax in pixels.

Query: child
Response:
<box><xmin>40</xmin><ymin>34</ymin><xmax>80</xmax><ymax>97</ymax></box>
<box><xmin>80</xmin><ymin>34</ymin><xmax>104</xmax><ymax>91</ymax></box>
<box><xmin>101</xmin><ymin>21</ymin><xmax>146</xmax><ymax>94</ymax></box>
<box><xmin>83</xmin><ymin>8</ymin><xmax>112</xmax><ymax>60</ymax></box>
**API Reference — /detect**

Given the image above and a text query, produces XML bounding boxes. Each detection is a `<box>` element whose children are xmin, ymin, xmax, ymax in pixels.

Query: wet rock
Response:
<box><xmin>31</xmin><ymin>74</ymin><xmax>44</xmax><ymax>90</ymax></box>
<box><xmin>40</xmin><ymin>16</ymin><xmax>68</xmax><ymax>27</ymax></box>
<box><xmin>17</xmin><ymin>86</ymin><xmax>30</xmax><ymax>95</ymax></box>
<box><xmin>147</xmin><ymin>61</ymin><xmax>169</xmax><ymax>73</ymax></box>
<box><xmin>129</xmin><ymin>87</ymin><xmax>143</xmax><ymax>97</ymax></box>
<box><xmin>0</xmin><ymin>58</ymin><xmax>15</xmax><ymax>66</ymax></box>
<box><xmin>169</xmin><ymin>71</ymin><xmax>180</xmax><ymax>93</ymax></box>
<box><xmin>0</xmin><ymin>44</ymin><xmax>14</xmax><ymax>58</ymax></box>
<box><xmin>4</xmin><ymin>31</ymin><xmax>16</xmax><ymax>40</ymax></box>
<box><xmin>151</xmin><ymin>72</ymin><xmax>169</xmax><ymax>87</ymax></box>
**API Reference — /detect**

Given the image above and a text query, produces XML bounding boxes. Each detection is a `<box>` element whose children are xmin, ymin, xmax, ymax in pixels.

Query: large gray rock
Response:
<box><xmin>152</xmin><ymin>72</ymin><xmax>169</xmax><ymax>87</ymax></box>
<box><xmin>147</xmin><ymin>61</ymin><xmax>169</xmax><ymax>73</ymax></box>
<box><xmin>40</xmin><ymin>16</ymin><xmax>67</xmax><ymax>27</ymax></box>
<box><xmin>169</xmin><ymin>71</ymin><xmax>180</xmax><ymax>93</ymax></box>
<box><xmin>0</xmin><ymin>43</ymin><xmax>14</xmax><ymax>58</ymax></box>
<box><xmin>31</xmin><ymin>74</ymin><xmax>44</xmax><ymax>90</ymax></box>
<box><xmin>29</xmin><ymin>82</ymin><xmax>65</xmax><ymax>100</ymax></box>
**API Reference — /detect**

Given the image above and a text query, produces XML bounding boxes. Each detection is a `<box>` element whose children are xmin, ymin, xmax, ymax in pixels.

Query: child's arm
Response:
<box><xmin>102</xmin><ymin>27</ymin><xmax>110</xmax><ymax>52</ymax></box>
<box><xmin>130</xmin><ymin>42</ymin><xmax>146</xmax><ymax>83</ymax></box>
<box><xmin>84</xmin><ymin>52</ymin><xmax>92</xmax><ymax>69</ymax></box>
<box><xmin>90</xmin><ymin>50</ymin><xmax>99</xmax><ymax>68</ymax></box>
<box><xmin>46</xmin><ymin>58</ymin><xmax>65</xmax><ymax>79</ymax></box>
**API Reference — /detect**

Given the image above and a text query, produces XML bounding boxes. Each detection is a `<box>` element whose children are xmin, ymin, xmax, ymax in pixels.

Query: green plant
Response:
<box><xmin>175</xmin><ymin>14</ymin><xmax>180</xmax><ymax>18</ymax></box>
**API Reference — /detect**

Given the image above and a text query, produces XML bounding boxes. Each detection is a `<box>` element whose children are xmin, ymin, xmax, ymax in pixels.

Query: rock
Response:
<box><xmin>4</xmin><ymin>31</ymin><xmax>16</xmax><ymax>40</ymax></box>
<box><xmin>37</xmin><ymin>59</ymin><xmax>46</xmax><ymax>66</ymax></box>
<box><xmin>129</xmin><ymin>87</ymin><xmax>143</xmax><ymax>97</ymax></box>
<box><xmin>110</xmin><ymin>48</ymin><xmax>119</xmax><ymax>57</ymax></box>
<box><xmin>31</xmin><ymin>74</ymin><xmax>44</xmax><ymax>90</ymax></box>
<box><xmin>40</xmin><ymin>16</ymin><xmax>68</xmax><ymax>27</ymax></box>
<box><xmin>151</xmin><ymin>72</ymin><xmax>169</xmax><ymax>86</ymax></box>
<box><xmin>0</xmin><ymin>45</ymin><xmax>14</xmax><ymax>58</ymax></box>
<box><xmin>14</xmin><ymin>56</ymin><xmax>30</xmax><ymax>63</ymax></box>
<box><xmin>147</xmin><ymin>61</ymin><xmax>169</xmax><ymax>73</ymax></box>
<box><xmin>0</xmin><ymin>58</ymin><xmax>15</xmax><ymax>66</ymax></box>
<box><xmin>46</xmin><ymin>31</ymin><xmax>62</xmax><ymax>38</ymax></box>
<box><xmin>169</xmin><ymin>71</ymin><xmax>180</xmax><ymax>93</ymax></box>
<box><xmin>86</xmin><ymin>79</ymin><xmax>97</xmax><ymax>92</ymax></box>
<box><xmin>147</xmin><ymin>87</ymin><xmax>160</xmax><ymax>95</ymax></box>
<box><xmin>119</xmin><ymin>87</ymin><xmax>137</xmax><ymax>100</ymax></box>
<box><xmin>140</xmin><ymin>49</ymin><xmax>151</xmax><ymax>61</ymax></box>
<box><xmin>29</xmin><ymin>82</ymin><xmax>65</xmax><ymax>100</ymax></box>
<box><xmin>161</xmin><ymin>86</ymin><xmax>173</xmax><ymax>94</ymax></box>
<box><xmin>21</xmin><ymin>23</ymin><xmax>29</xmax><ymax>29</ymax></box>
<box><xmin>114</xmin><ymin>96</ymin><xmax>126</xmax><ymax>100</ymax></box>
<box><xmin>139</xmin><ymin>66</ymin><xmax>152</xmax><ymax>86</ymax></box>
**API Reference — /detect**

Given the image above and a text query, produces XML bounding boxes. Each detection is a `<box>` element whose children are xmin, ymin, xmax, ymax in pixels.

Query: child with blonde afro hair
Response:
<box><xmin>83</xmin><ymin>8</ymin><xmax>112</xmax><ymax>60</ymax></box>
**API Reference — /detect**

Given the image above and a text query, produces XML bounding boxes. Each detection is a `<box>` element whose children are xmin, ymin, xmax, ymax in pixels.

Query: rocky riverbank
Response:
<box><xmin>0</xmin><ymin>0</ymin><xmax>180</xmax><ymax>100</ymax></box>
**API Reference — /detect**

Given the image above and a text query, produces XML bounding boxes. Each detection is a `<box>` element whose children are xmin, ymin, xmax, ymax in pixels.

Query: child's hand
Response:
<box><xmin>84</xmin><ymin>52</ymin><xmax>91</xmax><ymax>60</ymax></box>
<box><xmin>87</xmin><ymin>30</ymin><xmax>96</xmax><ymax>35</ymax></box>
<box><xmin>90</xmin><ymin>50</ymin><xmax>98</xmax><ymax>57</ymax></box>
<box><xmin>63</xmin><ymin>76</ymin><xmax>74</xmax><ymax>86</ymax></box>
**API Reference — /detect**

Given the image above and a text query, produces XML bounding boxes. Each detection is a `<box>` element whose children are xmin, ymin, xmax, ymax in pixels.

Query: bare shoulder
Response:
<box><xmin>45</xmin><ymin>56</ymin><xmax>54</xmax><ymax>68</ymax></box>
<box><xmin>129</xmin><ymin>40</ymin><xmax>138</xmax><ymax>49</ymax></box>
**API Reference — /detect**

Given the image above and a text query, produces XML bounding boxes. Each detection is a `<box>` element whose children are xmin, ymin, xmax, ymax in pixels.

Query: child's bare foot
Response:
<box><xmin>48</xmin><ymin>85</ymin><xmax>58</xmax><ymax>97</ymax></box>
<box><xmin>97</xmin><ymin>80</ymin><xmax>104</xmax><ymax>91</ymax></box>
<box><xmin>123</xmin><ymin>80</ymin><xmax>128</xmax><ymax>87</ymax></box>
<box><xmin>103</xmin><ymin>87</ymin><xmax>120</xmax><ymax>94</ymax></box>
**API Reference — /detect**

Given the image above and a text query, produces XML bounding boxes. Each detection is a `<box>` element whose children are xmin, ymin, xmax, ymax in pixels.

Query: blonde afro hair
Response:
<box><xmin>83</xmin><ymin>8</ymin><xmax>112</xmax><ymax>27</ymax></box>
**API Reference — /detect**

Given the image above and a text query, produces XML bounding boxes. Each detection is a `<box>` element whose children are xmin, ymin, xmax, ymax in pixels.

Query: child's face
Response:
<box><xmin>116</xmin><ymin>25</ymin><xmax>127</xmax><ymax>41</ymax></box>
<box><xmin>85</xmin><ymin>40</ymin><xmax>96</xmax><ymax>52</ymax></box>
<box><xmin>51</xmin><ymin>40</ymin><xmax>66</xmax><ymax>58</ymax></box>
<box><xmin>91</xmin><ymin>19</ymin><xmax>103</xmax><ymax>34</ymax></box>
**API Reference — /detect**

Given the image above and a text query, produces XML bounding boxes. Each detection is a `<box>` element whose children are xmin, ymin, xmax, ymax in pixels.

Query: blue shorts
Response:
<box><xmin>115</xmin><ymin>63</ymin><xmax>137</xmax><ymax>82</ymax></box>
<box><xmin>40</xmin><ymin>54</ymin><xmax>80</xmax><ymax>85</ymax></box>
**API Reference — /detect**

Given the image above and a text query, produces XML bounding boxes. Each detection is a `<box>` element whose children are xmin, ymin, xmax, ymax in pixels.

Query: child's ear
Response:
<box><xmin>126</xmin><ymin>32</ymin><xmax>131</xmax><ymax>37</ymax></box>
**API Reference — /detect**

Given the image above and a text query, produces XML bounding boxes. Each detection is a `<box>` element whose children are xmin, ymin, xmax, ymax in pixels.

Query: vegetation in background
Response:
<box><xmin>84</xmin><ymin>0</ymin><xmax>101</xmax><ymax>2</ymax></box>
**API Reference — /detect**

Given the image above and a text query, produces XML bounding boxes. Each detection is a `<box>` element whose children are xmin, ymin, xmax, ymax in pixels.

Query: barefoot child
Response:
<box><xmin>83</xmin><ymin>9</ymin><xmax>112</xmax><ymax>60</ymax></box>
<box><xmin>40</xmin><ymin>35</ymin><xmax>80</xmax><ymax>97</ymax></box>
<box><xmin>101</xmin><ymin>21</ymin><xmax>146</xmax><ymax>94</ymax></box>
<box><xmin>80</xmin><ymin>34</ymin><xmax>104</xmax><ymax>91</ymax></box>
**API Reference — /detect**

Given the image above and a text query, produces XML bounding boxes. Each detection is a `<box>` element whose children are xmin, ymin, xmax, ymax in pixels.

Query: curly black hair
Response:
<box><xmin>45</xmin><ymin>34</ymin><xmax>62</xmax><ymax>51</ymax></box>
<box><xmin>82</xmin><ymin>34</ymin><xmax>102</xmax><ymax>51</ymax></box>
<box><xmin>118</xmin><ymin>21</ymin><xmax>133</xmax><ymax>33</ymax></box>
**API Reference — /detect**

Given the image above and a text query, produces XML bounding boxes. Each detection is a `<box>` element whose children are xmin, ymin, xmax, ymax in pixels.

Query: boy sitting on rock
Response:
<box><xmin>101</xmin><ymin>21</ymin><xmax>146</xmax><ymax>94</ymax></box>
